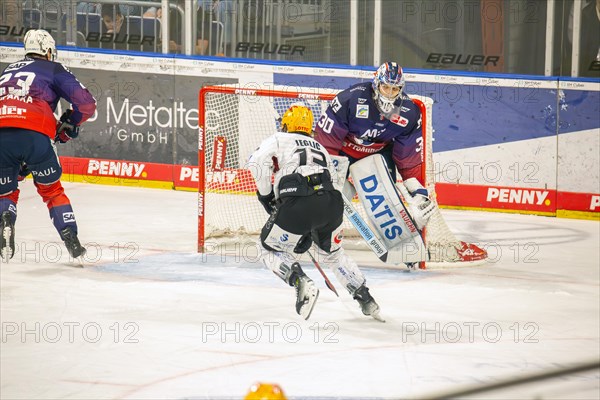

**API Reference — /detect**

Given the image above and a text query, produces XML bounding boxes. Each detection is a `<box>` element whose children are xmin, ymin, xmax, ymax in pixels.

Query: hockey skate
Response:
<box><xmin>60</xmin><ymin>227</ymin><xmax>86</xmax><ymax>259</ymax></box>
<box><xmin>353</xmin><ymin>285</ymin><xmax>385</xmax><ymax>322</ymax></box>
<box><xmin>1</xmin><ymin>211</ymin><xmax>15</xmax><ymax>262</ymax></box>
<box><xmin>289</xmin><ymin>263</ymin><xmax>319</xmax><ymax>320</ymax></box>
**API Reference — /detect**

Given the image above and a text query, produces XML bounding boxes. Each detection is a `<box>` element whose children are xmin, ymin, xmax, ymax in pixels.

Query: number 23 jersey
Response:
<box><xmin>0</xmin><ymin>57</ymin><xmax>96</xmax><ymax>138</ymax></box>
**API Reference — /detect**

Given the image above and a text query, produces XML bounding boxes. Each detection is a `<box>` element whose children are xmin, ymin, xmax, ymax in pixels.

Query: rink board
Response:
<box><xmin>1</xmin><ymin>44</ymin><xmax>598</xmax><ymax>218</ymax></box>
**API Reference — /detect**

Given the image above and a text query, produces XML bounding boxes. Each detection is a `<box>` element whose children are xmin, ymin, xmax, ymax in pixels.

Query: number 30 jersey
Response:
<box><xmin>248</xmin><ymin>131</ymin><xmax>336</xmax><ymax>199</ymax></box>
<box><xmin>0</xmin><ymin>57</ymin><xmax>96</xmax><ymax>138</ymax></box>
<box><xmin>314</xmin><ymin>82</ymin><xmax>423</xmax><ymax>181</ymax></box>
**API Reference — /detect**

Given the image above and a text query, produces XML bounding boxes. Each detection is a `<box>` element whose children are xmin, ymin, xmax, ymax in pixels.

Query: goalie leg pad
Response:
<box><xmin>350</xmin><ymin>154</ymin><xmax>427</xmax><ymax>263</ymax></box>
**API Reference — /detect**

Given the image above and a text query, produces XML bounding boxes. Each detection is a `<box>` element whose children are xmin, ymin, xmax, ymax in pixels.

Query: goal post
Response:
<box><xmin>197</xmin><ymin>85</ymin><xmax>487</xmax><ymax>268</ymax></box>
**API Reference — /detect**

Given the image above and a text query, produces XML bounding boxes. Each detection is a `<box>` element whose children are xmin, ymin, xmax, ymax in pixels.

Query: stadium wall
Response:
<box><xmin>1</xmin><ymin>44</ymin><xmax>598</xmax><ymax>220</ymax></box>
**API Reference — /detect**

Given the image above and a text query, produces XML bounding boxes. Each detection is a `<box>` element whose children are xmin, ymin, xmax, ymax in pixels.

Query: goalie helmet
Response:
<box><xmin>244</xmin><ymin>382</ymin><xmax>287</xmax><ymax>400</ymax></box>
<box><xmin>372</xmin><ymin>61</ymin><xmax>405</xmax><ymax>114</ymax></box>
<box><xmin>24</xmin><ymin>29</ymin><xmax>57</xmax><ymax>61</ymax></box>
<box><xmin>280</xmin><ymin>104</ymin><xmax>314</xmax><ymax>136</ymax></box>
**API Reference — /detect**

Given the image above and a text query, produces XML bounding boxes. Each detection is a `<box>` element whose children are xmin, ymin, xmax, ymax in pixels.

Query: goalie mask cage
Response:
<box><xmin>198</xmin><ymin>85</ymin><xmax>486</xmax><ymax>268</ymax></box>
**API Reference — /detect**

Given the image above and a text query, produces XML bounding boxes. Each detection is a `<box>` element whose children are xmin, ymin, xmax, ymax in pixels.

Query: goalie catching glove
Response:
<box><xmin>400</xmin><ymin>178</ymin><xmax>436</xmax><ymax>230</ymax></box>
<box><xmin>257</xmin><ymin>191</ymin><xmax>277</xmax><ymax>214</ymax></box>
<box><xmin>55</xmin><ymin>109</ymin><xmax>80</xmax><ymax>143</ymax></box>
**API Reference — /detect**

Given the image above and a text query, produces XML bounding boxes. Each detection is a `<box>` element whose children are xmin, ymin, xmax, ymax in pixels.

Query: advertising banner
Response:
<box><xmin>1</xmin><ymin>45</ymin><xmax>598</xmax><ymax>218</ymax></box>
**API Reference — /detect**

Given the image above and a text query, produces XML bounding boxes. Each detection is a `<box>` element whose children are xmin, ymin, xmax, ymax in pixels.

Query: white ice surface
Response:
<box><xmin>1</xmin><ymin>181</ymin><xmax>599</xmax><ymax>400</ymax></box>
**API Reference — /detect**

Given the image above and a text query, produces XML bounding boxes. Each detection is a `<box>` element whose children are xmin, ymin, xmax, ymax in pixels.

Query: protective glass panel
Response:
<box><xmin>0</xmin><ymin>0</ymin><xmax>598</xmax><ymax>77</ymax></box>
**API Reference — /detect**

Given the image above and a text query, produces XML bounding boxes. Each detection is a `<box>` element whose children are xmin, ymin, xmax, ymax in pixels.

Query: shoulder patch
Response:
<box><xmin>356</xmin><ymin>105</ymin><xmax>369</xmax><ymax>118</ymax></box>
<box><xmin>390</xmin><ymin>114</ymin><xmax>409</xmax><ymax>127</ymax></box>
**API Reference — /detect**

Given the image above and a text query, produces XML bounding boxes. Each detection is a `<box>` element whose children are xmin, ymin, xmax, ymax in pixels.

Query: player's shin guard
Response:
<box><xmin>314</xmin><ymin>246</ymin><xmax>383</xmax><ymax>321</ymax></box>
<box><xmin>259</xmin><ymin>246</ymin><xmax>298</xmax><ymax>283</ymax></box>
<box><xmin>49</xmin><ymin>204</ymin><xmax>78</xmax><ymax>235</ymax></box>
<box><xmin>35</xmin><ymin>181</ymin><xmax>78</xmax><ymax>235</ymax></box>
<box><xmin>35</xmin><ymin>182</ymin><xmax>84</xmax><ymax>258</ymax></box>
<box><xmin>313</xmin><ymin>246</ymin><xmax>365</xmax><ymax>294</ymax></box>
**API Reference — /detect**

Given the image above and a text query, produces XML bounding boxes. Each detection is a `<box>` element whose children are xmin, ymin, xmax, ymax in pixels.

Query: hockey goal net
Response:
<box><xmin>197</xmin><ymin>85</ymin><xmax>487</xmax><ymax>268</ymax></box>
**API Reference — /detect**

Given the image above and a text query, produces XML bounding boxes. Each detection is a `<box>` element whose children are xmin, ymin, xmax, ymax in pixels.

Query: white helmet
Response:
<box><xmin>24</xmin><ymin>29</ymin><xmax>56</xmax><ymax>61</ymax></box>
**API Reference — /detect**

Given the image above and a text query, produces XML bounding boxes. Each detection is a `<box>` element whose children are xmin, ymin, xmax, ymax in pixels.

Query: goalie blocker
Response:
<box><xmin>349</xmin><ymin>154</ymin><xmax>431</xmax><ymax>264</ymax></box>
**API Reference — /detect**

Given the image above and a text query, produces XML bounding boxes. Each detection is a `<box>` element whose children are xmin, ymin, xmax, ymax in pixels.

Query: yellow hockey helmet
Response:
<box><xmin>280</xmin><ymin>105</ymin><xmax>314</xmax><ymax>136</ymax></box>
<box><xmin>244</xmin><ymin>382</ymin><xmax>287</xmax><ymax>400</ymax></box>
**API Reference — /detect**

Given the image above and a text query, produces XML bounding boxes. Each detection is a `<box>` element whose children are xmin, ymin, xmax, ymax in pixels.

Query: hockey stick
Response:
<box><xmin>307</xmin><ymin>251</ymin><xmax>339</xmax><ymax>297</ymax></box>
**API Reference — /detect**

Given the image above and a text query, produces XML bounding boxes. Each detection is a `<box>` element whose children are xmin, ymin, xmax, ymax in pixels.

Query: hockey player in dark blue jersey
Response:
<box><xmin>0</xmin><ymin>29</ymin><xmax>96</xmax><ymax>262</ymax></box>
<box><xmin>316</xmin><ymin>62</ymin><xmax>487</xmax><ymax>265</ymax></box>
<box><xmin>312</xmin><ymin>62</ymin><xmax>435</xmax><ymax>266</ymax></box>
<box><xmin>315</xmin><ymin>61</ymin><xmax>424</xmax><ymax>183</ymax></box>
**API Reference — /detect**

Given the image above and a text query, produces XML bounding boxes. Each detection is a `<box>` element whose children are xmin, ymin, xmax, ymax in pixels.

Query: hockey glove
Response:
<box><xmin>18</xmin><ymin>162</ymin><xmax>31</xmax><ymax>181</ymax></box>
<box><xmin>257</xmin><ymin>191</ymin><xmax>277</xmax><ymax>214</ymax></box>
<box><xmin>55</xmin><ymin>109</ymin><xmax>80</xmax><ymax>143</ymax></box>
<box><xmin>402</xmin><ymin>178</ymin><xmax>436</xmax><ymax>230</ymax></box>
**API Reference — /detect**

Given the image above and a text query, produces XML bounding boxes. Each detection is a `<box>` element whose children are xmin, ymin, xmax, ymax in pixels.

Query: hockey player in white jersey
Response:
<box><xmin>248</xmin><ymin>104</ymin><xmax>383</xmax><ymax>321</ymax></box>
